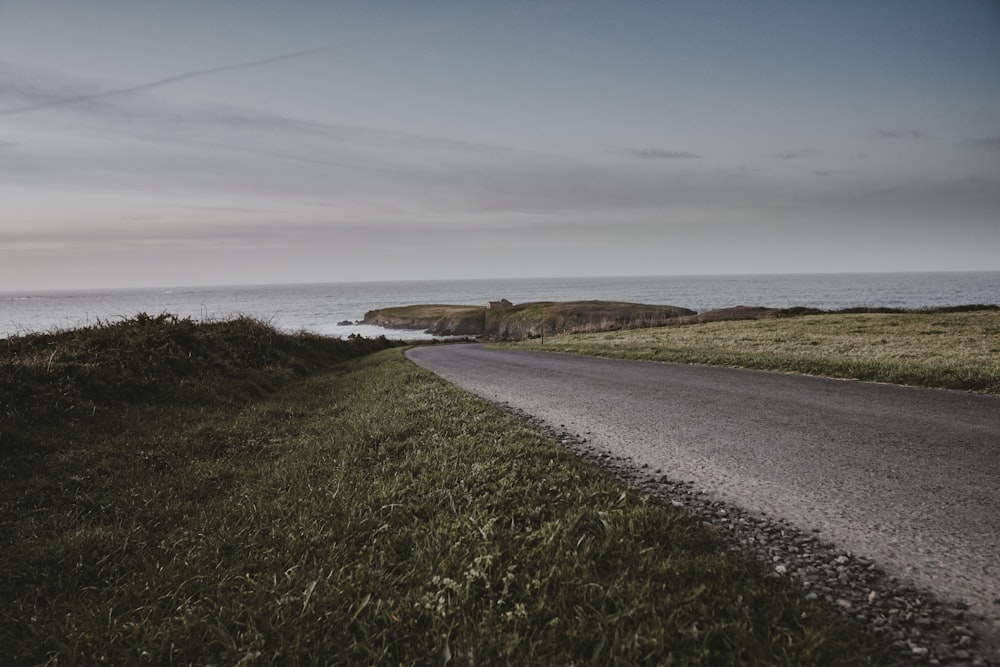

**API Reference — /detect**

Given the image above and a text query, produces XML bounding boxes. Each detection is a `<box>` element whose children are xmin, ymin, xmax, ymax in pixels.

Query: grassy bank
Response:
<box><xmin>1</xmin><ymin>313</ymin><xmax>401</xmax><ymax>455</ymax></box>
<box><xmin>506</xmin><ymin>309</ymin><xmax>1000</xmax><ymax>394</ymax></box>
<box><xmin>1</xmin><ymin>319</ymin><xmax>895</xmax><ymax>664</ymax></box>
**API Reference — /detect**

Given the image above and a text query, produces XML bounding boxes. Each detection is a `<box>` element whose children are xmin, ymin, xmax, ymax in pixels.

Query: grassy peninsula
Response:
<box><xmin>362</xmin><ymin>300</ymin><xmax>695</xmax><ymax>338</ymax></box>
<box><xmin>1</xmin><ymin>315</ymin><xmax>894</xmax><ymax>665</ymax></box>
<box><xmin>507</xmin><ymin>308</ymin><xmax>1000</xmax><ymax>394</ymax></box>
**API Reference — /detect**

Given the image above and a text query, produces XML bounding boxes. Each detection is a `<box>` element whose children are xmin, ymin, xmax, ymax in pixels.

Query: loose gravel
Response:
<box><xmin>502</xmin><ymin>404</ymin><xmax>997</xmax><ymax>667</ymax></box>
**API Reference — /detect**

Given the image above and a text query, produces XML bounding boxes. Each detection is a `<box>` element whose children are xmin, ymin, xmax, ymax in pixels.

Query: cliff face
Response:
<box><xmin>362</xmin><ymin>301</ymin><xmax>696</xmax><ymax>340</ymax></box>
<box><xmin>361</xmin><ymin>305</ymin><xmax>485</xmax><ymax>336</ymax></box>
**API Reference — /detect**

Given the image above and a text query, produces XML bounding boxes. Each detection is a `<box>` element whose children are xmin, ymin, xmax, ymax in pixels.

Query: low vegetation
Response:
<box><xmin>1</xmin><ymin>313</ymin><xmax>400</xmax><ymax>454</ymax></box>
<box><xmin>362</xmin><ymin>300</ymin><xmax>695</xmax><ymax>338</ymax></box>
<box><xmin>0</xmin><ymin>316</ymin><xmax>895</xmax><ymax>664</ymax></box>
<box><xmin>507</xmin><ymin>309</ymin><xmax>1000</xmax><ymax>394</ymax></box>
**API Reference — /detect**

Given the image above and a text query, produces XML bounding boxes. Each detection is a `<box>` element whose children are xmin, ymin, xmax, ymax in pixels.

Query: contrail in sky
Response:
<box><xmin>0</xmin><ymin>0</ymin><xmax>570</xmax><ymax>116</ymax></box>
<box><xmin>0</xmin><ymin>45</ymin><xmax>334</xmax><ymax>117</ymax></box>
<box><xmin>0</xmin><ymin>2</ymin><xmax>571</xmax><ymax>118</ymax></box>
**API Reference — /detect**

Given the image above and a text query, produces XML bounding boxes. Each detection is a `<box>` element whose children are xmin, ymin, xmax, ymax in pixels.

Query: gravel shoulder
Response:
<box><xmin>407</xmin><ymin>344</ymin><xmax>1000</xmax><ymax>665</ymax></box>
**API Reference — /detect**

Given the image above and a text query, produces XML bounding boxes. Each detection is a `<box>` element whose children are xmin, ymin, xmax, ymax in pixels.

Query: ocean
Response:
<box><xmin>2</xmin><ymin>272</ymin><xmax>998</xmax><ymax>340</ymax></box>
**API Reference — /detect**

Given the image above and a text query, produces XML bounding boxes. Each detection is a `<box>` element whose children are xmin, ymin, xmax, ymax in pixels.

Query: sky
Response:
<box><xmin>1</xmin><ymin>0</ymin><xmax>999</xmax><ymax>291</ymax></box>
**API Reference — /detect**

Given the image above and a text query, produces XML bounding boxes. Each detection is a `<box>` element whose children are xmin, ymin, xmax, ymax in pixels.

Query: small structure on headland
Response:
<box><xmin>488</xmin><ymin>298</ymin><xmax>513</xmax><ymax>309</ymax></box>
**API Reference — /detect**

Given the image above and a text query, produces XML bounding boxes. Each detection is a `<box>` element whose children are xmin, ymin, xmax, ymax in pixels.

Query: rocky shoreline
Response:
<box><xmin>501</xmin><ymin>403</ymin><xmax>997</xmax><ymax>666</ymax></box>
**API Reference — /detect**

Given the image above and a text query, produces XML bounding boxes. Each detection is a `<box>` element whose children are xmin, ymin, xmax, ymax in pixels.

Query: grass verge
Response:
<box><xmin>504</xmin><ymin>310</ymin><xmax>1000</xmax><ymax>394</ymax></box>
<box><xmin>2</xmin><ymin>319</ymin><xmax>897</xmax><ymax>664</ymax></box>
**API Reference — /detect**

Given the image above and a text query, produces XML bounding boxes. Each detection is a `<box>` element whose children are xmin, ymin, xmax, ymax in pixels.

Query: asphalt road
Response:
<box><xmin>407</xmin><ymin>343</ymin><xmax>1000</xmax><ymax>636</ymax></box>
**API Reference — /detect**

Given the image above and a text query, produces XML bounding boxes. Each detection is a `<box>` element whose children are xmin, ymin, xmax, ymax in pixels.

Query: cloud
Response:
<box><xmin>0</xmin><ymin>2</ymin><xmax>555</xmax><ymax>119</ymax></box>
<box><xmin>0</xmin><ymin>63</ymin><xmax>96</xmax><ymax>113</ymax></box>
<box><xmin>1</xmin><ymin>65</ymin><xmax>749</xmax><ymax>218</ymax></box>
<box><xmin>5</xmin><ymin>64</ymin><xmax>995</xmax><ymax>242</ymax></box>
<box><xmin>963</xmin><ymin>136</ymin><xmax>1000</xmax><ymax>150</ymax></box>
<box><xmin>771</xmin><ymin>148</ymin><xmax>823</xmax><ymax>160</ymax></box>
<box><xmin>622</xmin><ymin>148</ymin><xmax>702</xmax><ymax>160</ymax></box>
<box><xmin>0</xmin><ymin>220</ymin><xmax>295</xmax><ymax>249</ymax></box>
<box><xmin>0</xmin><ymin>64</ymin><xmax>595</xmax><ymax>213</ymax></box>
<box><xmin>876</xmin><ymin>128</ymin><xmax>923</xmax><ymax>140</ymax></box>
<box><xmin>0</xmin><ymin>46</ymin><xmax>335</xmax><ymax>117</ymax></box>
<box><xmin>185</xmin><ymin>108</ymin><xmax>548</xmax><ymax>161</ymax></box>
<box><xmin>0</xmin><ymin>62</ymin><xmax>564</xmax><ymax>167</ymax></box>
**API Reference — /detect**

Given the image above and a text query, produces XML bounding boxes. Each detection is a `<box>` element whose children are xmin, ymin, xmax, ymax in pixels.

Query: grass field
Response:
<box><xmin>506</xmin><ymin>309</ymin><xmax>1000</xmax><ymax>394</ymax></box>
<box><xmin>0</xmin><ymin>316</ymin><xmax>896</xmax><ymax>665</ymax></box>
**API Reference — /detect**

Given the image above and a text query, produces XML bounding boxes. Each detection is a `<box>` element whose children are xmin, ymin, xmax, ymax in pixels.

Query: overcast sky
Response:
<box><xmin>1</xmin><ymin>0</ymin><xmax>999</xmax><ymax>291</ymax></box>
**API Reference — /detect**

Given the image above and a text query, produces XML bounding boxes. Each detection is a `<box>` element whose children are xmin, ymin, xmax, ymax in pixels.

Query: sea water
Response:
<box><xmin>2</xmin><ymin>272</ymin><xmax>998</xmax><ymax>340</ymax></box>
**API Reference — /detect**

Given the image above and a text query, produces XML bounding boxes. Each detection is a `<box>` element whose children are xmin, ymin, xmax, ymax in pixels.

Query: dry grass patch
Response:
<box><xmin>508</xmin><ymin>311</ymin><xmax>1000</xmax><ymax>393</ymax></box>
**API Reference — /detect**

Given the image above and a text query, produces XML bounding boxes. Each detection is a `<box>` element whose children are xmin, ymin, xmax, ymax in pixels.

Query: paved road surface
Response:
<box><xmin>407</xmin><ymin>344</ymin><xmax>1000</xmax><ymax>638</ymax></box>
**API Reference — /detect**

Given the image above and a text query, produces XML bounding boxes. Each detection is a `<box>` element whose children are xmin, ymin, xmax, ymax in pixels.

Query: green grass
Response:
<box><xmin>1</xmin><ymin>318</ymin><xmax>897</xmax><ymax>665</ymax></box>
<box><xmin>1</xmin><ymin>313</ymin><xmax>400</xmax><ymax>456</ymax></box>
<box><xmin>504</xmin><ymin>310</ymin><xmax>1000</xmax><ymax>394</ymax></box>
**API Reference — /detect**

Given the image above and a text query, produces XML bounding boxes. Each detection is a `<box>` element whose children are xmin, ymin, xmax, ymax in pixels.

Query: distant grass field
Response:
<box><xmin>0</xmin><ymin>317</ymin><xmax>896</xmax><ymax>665</ymax></box>
<box><xmin>506</xmin><ymin>310</ymin><xmax>1000</xmax><ymax>394</ymax></box>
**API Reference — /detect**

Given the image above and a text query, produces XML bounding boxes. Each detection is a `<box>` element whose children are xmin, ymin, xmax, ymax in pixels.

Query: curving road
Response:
<box><xmin>407</xmin><ymin>344</ymin><xmax>1000</xmax><ymax>640</ymax></box>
